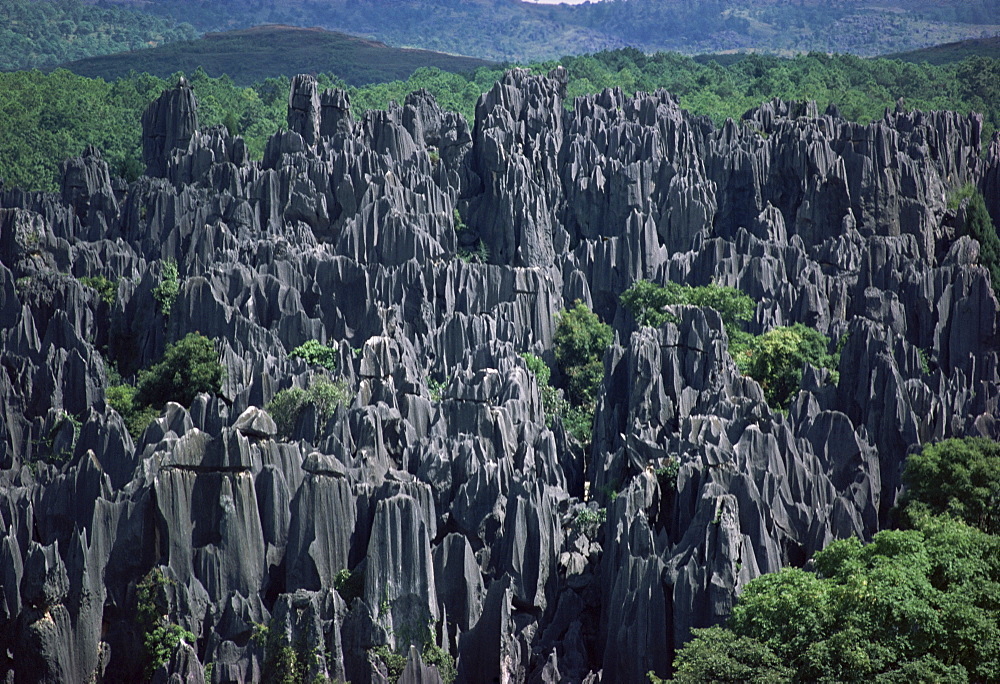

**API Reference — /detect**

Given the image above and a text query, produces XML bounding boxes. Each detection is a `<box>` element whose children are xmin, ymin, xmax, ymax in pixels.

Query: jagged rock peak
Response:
<box><xmin>320</xmin><ymin>87</ymin><xmax>353</xmax><ymax>138</ymax></box>
<box><xmin>141</xmin><ymin>79</ymin><xmax>198</xmax><ymax>178</ymax></box>
<box><xmin>288</xmin><ymin>74</ymin><xmax>322</xmax><ymax>147</ymax></box>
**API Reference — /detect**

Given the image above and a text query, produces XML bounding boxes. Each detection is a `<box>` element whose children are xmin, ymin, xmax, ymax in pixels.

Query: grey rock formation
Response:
<box><xmin>0</xmin><ymin>69</ymin><xmax>997</xmax><ymax>683</ymax></box>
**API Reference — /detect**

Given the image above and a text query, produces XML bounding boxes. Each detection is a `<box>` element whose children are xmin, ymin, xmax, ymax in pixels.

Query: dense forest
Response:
<box><xmin>97</xmin><ymin>0</ymin><xmax>1000</xmax><ymax>61</ymax></box>
<box><xmin>0</xmin><ymin>0</ymin><xmax>196</xmax><ymax>71</ymax></box>
<box><xmin>3</xmin><ymin>50</ymin><xmax>999</xmax><ymax>193</ymax></box>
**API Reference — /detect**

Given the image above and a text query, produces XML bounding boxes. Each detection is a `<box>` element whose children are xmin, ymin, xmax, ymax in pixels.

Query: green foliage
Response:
<box><xmin>136</xmin><ymin>568</ymin><xmax>169</xmax><ymax>628</ymax></box>
<box><xmin>947</xmin><ymin>182</ymin><xmax>978</xmax><ymax>211</ymax></box>
<box><xmin>4</xmin><ymin>50</ymin><xmax>1000</xmax><ymax>193</ymax></box>
<box><xmin>135</xmin><ymin>332</ymin><xmax>224</xmax><ymax>409</ymax></box>
<box><xmin>620</xmin><ymin>280</ymin><xmax>680</xmax><ymax>328</ymax></box>
<box><xmin>552</xmin><ymin>302</ymin><xmax>612</xmax><ymax>446</ymax></box>
<box><xmin>666</xmin><ymin>627</ymin><xmax>793</xmax><ymax>683</ymax></box>
<box><xmin>136</xmin><ymin>568</ymin><xmax>194</xmax><ymax>677</ymax></box>
<box><xmin>900</xmin><ymin>437</ymin><xmax>1000</xmax><ymax>534</ymax></box>
<box><xmin>266</xmin><ymin>387</ymin><xmax>308</xmax><ymax>438</ymax></box>
<box><xmin>372</xmin><ymin>646</ymin><xmax>407</xmax><ymax>683</ymax></box>
<box><xmin>672</xmin><ymin>516</ymin><xmax>1000</xmax><ymax>682</ymax></box>
<box><xmin>917</xmin><ymin>347</ymin><xmax>932</xmax><ymax>376</ymax></box>
<box><xmin>621</xmin><ymin>280</ymin><xmax>753</xmax><ymax>330</ymax></box>
<box><xmin>554</xmin><ymin>301</ymin><xmax>613</xmax><ymax>408</ymax></box>
<box><xmin>655</xmin><ymin>460</ymin><xmax>681</xmax><ymax>489</ymax></box>
<box><xmin>457</xmin><ymin>239</ymin><xmax>490</xmax><ymax>264</ymax></box>
<box><xmin>266</xmin><ymin>378</ymin><xmax>351</xmax><ymax>438</ymax></box>
<box><xmin>371</xmin><ymin>643</ymin><xmax>455</xmax><ymax>684</ymax></box>
<box><xmin>145</xmin><ymin>623</ymin><xmax>196</xmax><ymax>675</ymax></box>
<box><xmin>521</xmin><ymin>351</ymin><xmax>576</xmax><ymax>434</ymax></box>
<box><xmin>0</xmin><ymin>0</ymin><xmax>196</xmax><ymax>72</ymax></box>
<box><xmin>252</xmin><ymin>621</ymin><xmax>326</xmax><ymax>684</ymax></box>
<box><xmin>743</xmin><ymin>323</ymin><xmax>838</xmax><ymax>409</ymax></box>
<box><xmin>334</xmin><ymin>568</ymin><xmax>364</xmax><ymax>604</ymax></box>
<box><xmin>574</xmin><ymin>507</ymin><xmax>607</xmax><ymax>537</ymax></box>
<box><xmin>428</xmin><ymin>377</ymin><xmax>447</xmax><ymax>403</ymax></box>
<box><xmin>961</xmin><ymin>189</ymin><xmax>1000</xmax><ymax>299</ymax></box>
<box><xmin>422</xmin><ymin>643</ymin><xmax>457</xmax><ymax>684</ymax></box>
<box><xmin>289</xmin><ymin>340</ymin><xmax>338</xmax><ymax>371</ymax></box>
<box><xmin>106</xmin><ymin>382</ymin><xmax>160</xmax><ymax>440</ymax></box>
<box><xmin>80</xmin><ymin>275</ymin><xmax>118</xmax><ymax>305</ymax></box>
<box><xmin>152</xmin><ymin>259</ymin><xmax>180</xmax><ymax>318</ymax></box>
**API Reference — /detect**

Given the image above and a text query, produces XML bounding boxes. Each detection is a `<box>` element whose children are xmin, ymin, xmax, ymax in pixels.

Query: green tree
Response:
<box><xmin>962</xmin><ymin>190</ymin><xmax>1000</xmax><ymax>299</ymax></box>
<box><xmin>266</xmin><ymin>378</ymin><xmax>351</xmax><ymax>438</ymax></box>
<box><xmin>552</xmin><ymin>302</ymin><xmax>612</xmax><ymax>446</ymax></box>
<box><xmin>554</xmin><ymin>301</ymin><xmax>613</xmax><ymax>408</ymax></box>
<box><xmin>744</xmin><ymin>323</ymin><xmax>838</xmax><ymax>409</ymax></box>
<box><xmin>620</xmin><ymin>280</ymin><xmax>753</xmax><ymax>330</ymax></box>
<box><xmin>135</xmin><ymin>332</ymin><xmax>224</xmax><ymax>409</ymax></box>
<box><xmin>670</xmin><ymin>516</ymin><xmax>1000</xmax><ymax>683</ymax></box>
<box><xmin>288</xmin><ymin>339</ymin><xmax>337</xmax><ymax>371</ymax></box>
<box><xmin>663</xmin><ymin>627</ymin><xmax>792</xmax><ymax>683</ymax></box>
<box><xmin>152</xmin><ymin>259</ymin><xmax>180</xmax><ymax>318</ymax></box>
<box><xmin>899</xmin><ymin>437</ymin><xmax>1000</xmax><ymax>534</ymax></box>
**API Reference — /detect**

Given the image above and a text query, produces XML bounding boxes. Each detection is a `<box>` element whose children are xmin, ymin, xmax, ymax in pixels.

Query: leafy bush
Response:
<box><xmin>551</xmin><ymin>302</ymin><xmax>613</xmax><ymax>446</ymax></box>
<box><xmin>289</xmin><ymin>339</ymin><xmax>337</xmax><ymax>371</ymax></box>
<box><xmin>372</xmin><ymin>643</ymin><xmax>455</xmax><ymax>684</ymax></box>
<box><xmin>620</xmin><ymin>280</ymin><xmax>753</xmax><ymax>330</ymax></box>
<box><xmin>373</xmin><ymin>646</ymin><xmax>407</xmax><ymax>683</ymax></box>
<box><xmin>80</xmin><ymin>274</ymin><xmax>118</xmax><ymax>305</ymax></box>
<box><xmin>900</xmin><ymin>437</ymin><xmax>1000</xmax><ymax>534</ymax></box>
<box><xmin>422</xmin><ymin>643</ymin><xmax>457</xmax><ymax>684</ymax></box>
<box><xmin>266</xmin><ymin>378</ymin><xmax>351</xmax><ymax>438</ymax></box>
<box><xmin>145</xmin><ymin>623</ymin><xmax>196</xmax><ymax>675</ymax></box>
<box><xmin>135</xmin><ymin>332</ymin><xmax>224</xmax><ymax>409</ymax></box>
<box><xmin>554</xmin><ymin>301</ymin><xmax>613</xmax><ymax>408</ymax></box>
<box><xmin>457</xmin><ymin>239</ymin><xmax>490</xmax><ymax>263</ymax></box>
<box><xmin>743</xmin><ymin>323</ymin><xmax>838</xmax><ymax>409</ymax></box>
<box><xmin>106</xmin><ymin>382</ymin><xmax>160</xmax><ymax>440</ymax></box>
<box><xmin>252</xmin><ymin>621</ymin><xmax>322</xmax><ymax>684</ymax></box>
<box><xmin>136</xmin><ymin>568</ymin><xmax>195</xmax><ymax>677</ymax></box>
<box><xmin>574</xmin><ymin>507</ymin><xmax>607</xmax><ymax>537</ymax></box>
<box><xmin>152</xmin><ymin>259</ymin><xmax>180</xmax><ymax>317</ymax></box>
<box><xmin>962</xmin><ymin>189</ymin><xmax>1000</xmax><ymax>299</ymax></box>
<box><xmin>428</xmin><ymin>377</ymin><xmax>448</xmax><ymax>402</ymax></box>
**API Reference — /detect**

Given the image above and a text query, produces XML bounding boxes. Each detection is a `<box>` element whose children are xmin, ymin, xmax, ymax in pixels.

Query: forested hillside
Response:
<box><xmin>58</xmin><ymin>25</ymin><xmax>493</xmax><ymax>86</ymax></box>
<box><xmin>3</xmin><ymin>50</ymin><xmax>999</xmax><ymax>193</ymax></box>
<box><xmin>0</xmin><ymin>0</ymin><xmax>196</xmax><ymax>71</ymax></box>
<box><xmin>99</xmin><ymin>0</ymin><xmax>1000</xmax><ymax>61</ymax></box>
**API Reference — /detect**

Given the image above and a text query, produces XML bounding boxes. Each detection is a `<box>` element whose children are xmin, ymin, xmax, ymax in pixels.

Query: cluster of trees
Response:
<box><xmin>107</xmin><ymin>332</ymin><xmax>224</xmax><ymax>439</ymax></box>
<box><xmin>4</xmin><ymin>49</ymin><xmax>999</xmax><ymax>192</ymax></box>
<box><xmin>658</xmin><ymin>436</ymin><xmax>1000</xmax><ymax>683</ymax></box>
<box><xmin>0</xmin><ymin>0</ymin><xmax>196</xmax><ymax>71</ymax></box>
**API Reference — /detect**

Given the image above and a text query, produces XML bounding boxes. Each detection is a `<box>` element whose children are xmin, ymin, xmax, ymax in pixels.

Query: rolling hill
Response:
<box><xmin>884</xmin><ymin>36</ymin><xmax>1000</xmax><ymax>64</ymax></box>
<box><xmin>57</xmin><ymin>24</ymin><xmax>495</xmax><ymax>86</ymax></box>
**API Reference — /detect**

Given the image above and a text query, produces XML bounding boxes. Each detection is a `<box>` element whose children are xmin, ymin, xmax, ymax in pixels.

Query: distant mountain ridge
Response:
<box><xmin>57</xmin><ymin>24</ymin><xmax>495</xmax><ymax>86</ymax></box>
<box><xmin>98</xmin><ymin>0</ymin><xmax>1000</xmax><ymax>61</ymax></box>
